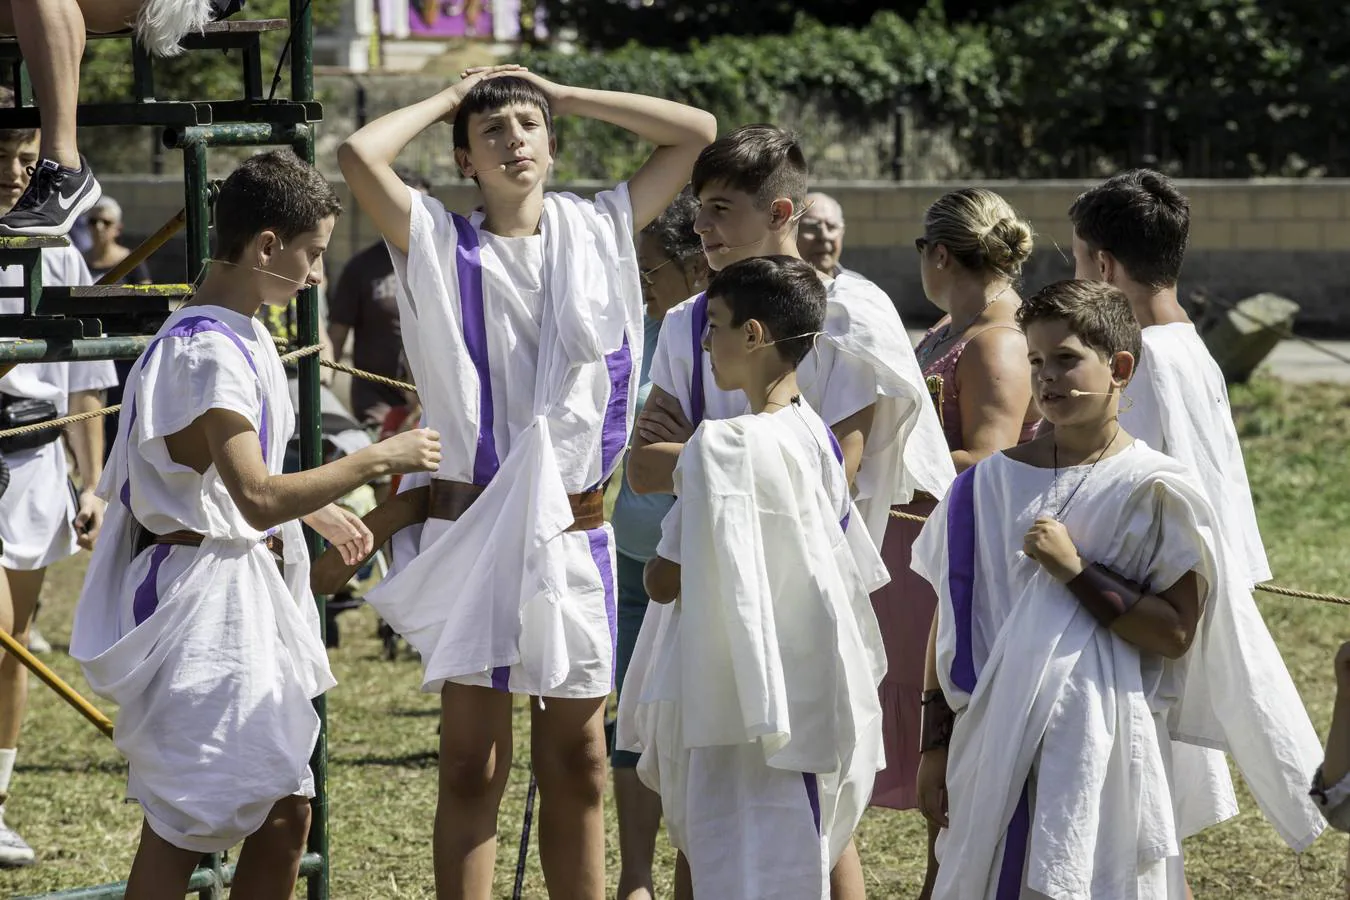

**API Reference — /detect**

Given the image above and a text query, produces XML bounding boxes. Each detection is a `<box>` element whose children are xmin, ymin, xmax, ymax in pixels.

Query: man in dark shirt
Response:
<box><xmin>327</xmin><ymin>168</ymin><xmax>431</xmax><ymax>424</ymax></box>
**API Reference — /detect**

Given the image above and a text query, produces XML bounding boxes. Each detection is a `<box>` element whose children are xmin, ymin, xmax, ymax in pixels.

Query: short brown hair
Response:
<box><xmin>451</xmin><ymin>76</ymin><xmax>554</xmax><ymax>152</ymax></box>
<box><xmin>1015</xmin><ymin>279</ymin><xmax>1141</xmax><ymax>363</ymax></box>
<box><xmin>1069</xmin><ymin>169</ymin><xmax>1189</xmax><ymax>289</ymax></box>
<box><xmin>691</xmin><ymin>124</ymin><xmax>808</xmax><ymax>211</ymax></box>
<box><xmin>213</xmin><ymin>150</ymin><xmax>341</xmax><ymax>262</ymax></box>
<box><xmin>706</xmin><ymin>255</ymin><xmax>826</xmax><ymax>366</ymax></box>
<box><xmin>0</xmin><ymin>86</ymin><xmax>37</xmax><ymax>145</ymax></box>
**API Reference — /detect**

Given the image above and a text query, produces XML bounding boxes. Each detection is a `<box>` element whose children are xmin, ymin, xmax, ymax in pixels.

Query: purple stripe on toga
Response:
<box><xmin>946</xmin><ymin>466</ymin><xmax>978</xmax><ymax>695</ymax></box>
<box><xmin>802</xmin><ymin>772</ymin><xmax>821</xmax><ymax>836</ymax></box>
<box><xmin>120</xmin><ymin>315</ymin><xmax>270</xmax><ymax>510</ymax></box>
<box><xmin>451</xmin><ymin>213</ymin><xmax>501</xmax><ymax>485</ymax></box>
<box><xmin>596</xmin><ymin>334</ymin><xmax>634</xmax><ymax>484</ymax></box>
<box><xmin>586</xmin><ymin>528</ymin><xmax>618</xmax><ymax>686</ymax></box>
<box><xmin>688</xmin><ymin>292</ymin><xmax>708</xmax><ymax>426</ymax></box>
<box><xmin>995</xmin><ymin>783</ymin><xmax>1032</xmax><ymax>898</ymax></box>
<box><xmin>491</xmin><ymin>665</ymin><xmax>511</xmax><ymax>692</ymax></box>
<box><xmin>131</xmin><ymin>544</ymin><xmax>172</xmax><ymax>625</ymax></box>
<box><xmin>824</xmin><ymin>426</ymin><xmax>851</xmax><ymax>532</ymax></box>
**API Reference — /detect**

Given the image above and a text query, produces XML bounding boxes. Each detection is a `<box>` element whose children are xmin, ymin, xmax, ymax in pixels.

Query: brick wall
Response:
<box><xmin>98</xmin><ymin>177</ymin><xmax>1350</xmax><ymax>334</ymax></box>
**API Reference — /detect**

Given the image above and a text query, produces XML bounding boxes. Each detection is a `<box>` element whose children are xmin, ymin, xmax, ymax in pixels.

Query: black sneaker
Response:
<box><xmin>0</xmin><ymin>157</ymin><xmax>101</xmax><ymax>238</ymax></box>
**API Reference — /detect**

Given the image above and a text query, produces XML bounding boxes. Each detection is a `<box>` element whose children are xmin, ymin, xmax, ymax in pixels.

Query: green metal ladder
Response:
<box><xmin>0</xmin><ymin>3</ymin><xmax>332</xmax><ymax>897</ymax></box>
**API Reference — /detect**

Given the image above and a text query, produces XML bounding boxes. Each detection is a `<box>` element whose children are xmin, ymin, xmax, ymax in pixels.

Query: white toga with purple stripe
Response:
<box><xmin>71</xmin><ymin>305</ymin><xmax>335</xmax><ymax>853</ymax></box>
<box><xmin>911</xmin><ymin>443</ymin><xmax>1323</xmax><ymax>900</ymax></box>
<box><xmin>367</xmin><ymin>184</ymin><xmax>641</xmax><ymax>698</ymax></box>
<box><xmin>617</xmin><ymin>402</ymin><xmax>889</xmax><ymax>899</ymax></box>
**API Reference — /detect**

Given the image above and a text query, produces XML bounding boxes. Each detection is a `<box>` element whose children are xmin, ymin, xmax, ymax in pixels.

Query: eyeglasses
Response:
<box><xmin>89</xmin><ymin>218</ymin><xmax>116</xmax><ymax>227</ymax></box>
<box><xmin>914</xmin><ymin>236</ymin><xmax>928</xmax><ymax>253</ymax></box>
<box><xmin>639</xmin><ymin>255</ymin><xmax>678</xmax><ymax>288</ymax></box>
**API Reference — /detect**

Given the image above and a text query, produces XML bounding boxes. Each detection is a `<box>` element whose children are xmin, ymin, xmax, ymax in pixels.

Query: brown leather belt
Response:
<box><xmin>309</xmin><ymin>478</ymin><xmax>606</xmax><ymax>596</ymax></box>
<box><xmin>135</xmin><ymin>527</ymin><xmax>285</xmax><ymax>567</ymax></box>
<box><xmin>153</xmin><ymin>529</ymin><xmax>284</xmax><ymax>557</ymax></box>
<box><xmin>427</xmin><ymin>478</ymin><xmax>605</xmax><ymax>531</ymax></box>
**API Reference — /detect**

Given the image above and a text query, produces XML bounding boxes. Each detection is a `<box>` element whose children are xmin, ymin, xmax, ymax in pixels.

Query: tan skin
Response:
<box><xmin>916</xmin><ymin>235</ymin><xmax>1037</xmax><ymax>472</ymax></box>
<box><xmin>916</xmin><ymin>322</ymin><xmax>1205</xmax><ymax>875</ymax></box>
<box><xmin>122</xmin><ymin>218</ymin><xmax>441</xmax><ymax>900</ymax></box>
<box><xmin>339</xmin><ymin>64</ymin><xmax>715</xmax><ymax>900</ymax></box>
<box><xmin>614</xmin><ymin>231</ymin><xmax>706</xmax><ymax>900</ymax></box>
<box><xmin>797</xmin><ymin>192</ymin><xmax>846</xmax><ymax>276</ymax></box>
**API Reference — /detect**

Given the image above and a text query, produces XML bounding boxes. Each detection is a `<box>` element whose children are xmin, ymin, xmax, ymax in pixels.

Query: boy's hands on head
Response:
<box><xmin>1023</xmin><ymin>516</ymin><xmax>1086</xmax><ymax>583</ymax></box>
<box><xmin>375</xmin><ymin>427</ymin><xmax>442</xmax><ymax>475</ymax></box>
<box><xmin>303</xmin><ymin>503</ymin><xmax>374</xmax><ymax>568</ymax></box>
<box><xmin>636</xmin><ymin>394</ymin><xmax>695</xmax><ymax>446</ymax></box>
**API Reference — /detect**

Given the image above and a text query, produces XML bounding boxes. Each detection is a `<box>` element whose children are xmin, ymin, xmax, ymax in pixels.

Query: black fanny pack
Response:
<box><xmin>0</xmin><ymin>395</ymin><xmax>61</xmax><ymax>454</ymax></box>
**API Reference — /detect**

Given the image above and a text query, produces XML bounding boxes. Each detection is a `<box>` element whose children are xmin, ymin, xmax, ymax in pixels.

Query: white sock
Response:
<box><xmin>0</xmin><ymin>748</ymin><xmax>16</xmax><ymax>802</ymax></box>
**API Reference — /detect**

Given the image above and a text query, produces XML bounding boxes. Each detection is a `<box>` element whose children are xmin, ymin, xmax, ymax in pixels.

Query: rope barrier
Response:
<box><xmin>887</xmin><ymin>508</ymin><xmax>1350</xmax><ymax>606</ymax></box>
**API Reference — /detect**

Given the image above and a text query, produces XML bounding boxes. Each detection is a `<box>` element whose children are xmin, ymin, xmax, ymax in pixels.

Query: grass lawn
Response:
<box><xmin>4</xmin><ymin>375</ymin><xmax>1349</xmax><ymax>898</ymax></box>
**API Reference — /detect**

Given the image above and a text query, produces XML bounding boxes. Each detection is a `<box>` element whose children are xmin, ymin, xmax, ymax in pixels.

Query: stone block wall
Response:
<box><xmin>97</xmin><ymin>176</ymin><xmax>1350</xmax><ymax>335</ymax></box>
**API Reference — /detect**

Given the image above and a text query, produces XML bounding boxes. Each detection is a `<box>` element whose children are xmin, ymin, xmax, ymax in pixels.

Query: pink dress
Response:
<box><xmin>868</xmin><ymin>324</ymin><xmax>1038</xmax><ymax>810</ymax></box>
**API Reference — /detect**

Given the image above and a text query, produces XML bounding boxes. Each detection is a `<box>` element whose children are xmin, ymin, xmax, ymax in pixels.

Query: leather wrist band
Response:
<box><xmin>919</xmin><ymin>688</ymin><xmax>954</xmax><ymax>753</ymax></box>
<box><xmin>1066</xmin><ymin>562</ymin><xmax>1145</xmax><ymax>626</ymax></box>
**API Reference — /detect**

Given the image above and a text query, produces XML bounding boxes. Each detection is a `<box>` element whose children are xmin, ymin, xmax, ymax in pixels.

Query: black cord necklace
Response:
<box><xmin>1044</xmin><ymin>426</ymin><xmax>1121</xmax><ymax>520</ymax></box>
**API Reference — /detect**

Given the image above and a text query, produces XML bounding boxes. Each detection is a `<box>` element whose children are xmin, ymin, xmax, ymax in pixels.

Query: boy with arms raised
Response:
<box><xmin>1070</xmin><ymin>170</ymin><xmax>1323</xmax><ymax>853</ymax></box>
<box><xmin>913</xmin><ymin>280</ymin><xmax>1322</xmax><ymax>898</ymax></box>
<box><xmin>617</xmin><ymin>256</ymin><xmax>888</xmax><ymax>900</ymax></box>
<box><xmin>337</xmin><ymin>66</ymin><xmax>715</xmax><ymax>897</ymax></box>
<box><xmin>70</xmin><ymin>151</ymin><xmax>441</xmax><ymax>900</ymax></box>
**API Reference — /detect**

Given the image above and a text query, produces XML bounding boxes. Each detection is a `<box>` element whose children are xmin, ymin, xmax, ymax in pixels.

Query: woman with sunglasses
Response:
<box><xmin>874</xmin><ymin>188</ymin><xmax>1039</xmax><ymax>898</ymax></box>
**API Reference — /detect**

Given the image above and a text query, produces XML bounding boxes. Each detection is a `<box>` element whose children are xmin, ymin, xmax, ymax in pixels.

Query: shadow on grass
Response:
<box><xmin>20</xmin><ymin>759</ymin><xmax>126</xmax><ymax>775</ymax></box>
<box><xmin>332</xmin><ymin>750</ymin><xmax>439</xmax><ymax>768</ymax></box>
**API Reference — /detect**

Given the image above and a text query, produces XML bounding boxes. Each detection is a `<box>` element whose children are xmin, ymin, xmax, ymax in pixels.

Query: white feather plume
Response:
<box><xmin>134</xmin><ymin>0</ymin><xmax>215</xmax><ymax>58</ymax></box>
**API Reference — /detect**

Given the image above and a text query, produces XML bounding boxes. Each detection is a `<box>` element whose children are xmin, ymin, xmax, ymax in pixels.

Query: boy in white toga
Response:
<box><xmin>337</xmin><ymin>65</ymin><xmax>716</xmax><ymax>897</ymax></box>
<box><xmin>618</xmin><ymin>256</ymin><xmax>889</xmax><ymax>900</ymax></box>
<box><xmin>913</xmin><ymin>279</ymin><xmax>1323</xmax><ymax>899</ymax></box>
<box><xmin>71</xmin><ymin>151</ymin><xmax>441</xmax><ymax>899</ymax></box>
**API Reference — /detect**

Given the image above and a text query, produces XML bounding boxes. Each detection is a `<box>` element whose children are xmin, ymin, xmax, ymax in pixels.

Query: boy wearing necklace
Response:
<box><xmin>912</xmin><ymin>279</ymin><xmax>1321</xmax><ymax>898</ymax></box>
<box><xmin>617</xmin><ymin>256</ymin><xmax>888</xmax><ymax>900</ymax></box>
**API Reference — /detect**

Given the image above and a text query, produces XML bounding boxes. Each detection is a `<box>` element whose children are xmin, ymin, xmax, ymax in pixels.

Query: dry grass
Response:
<box><xmin>4</xmin><ymin>375</ymin><xmax>1349</xmax><ymax>898</ymax></box>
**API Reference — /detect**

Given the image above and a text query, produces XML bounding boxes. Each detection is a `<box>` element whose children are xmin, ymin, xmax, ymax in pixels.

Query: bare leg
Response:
<box><xmin>435</xmin><ymin>683</ymin><xmax>514</xmax><ymax>900</ymax></box>
<box><xmin>10</xmin><ymin>0</ymin><xmax>84</xmax><ymax>167</ymax></box>
<box><xmin>614</xmin><ymin>766</ymin><xmax>662</xmax><ymax>900</ymax></box>
<box><xmin>530</xmin><ymin>695</ymin><xmax>607</xmax><ymax>900</ymax></box>
<box><xmin>0</xmin><ymin>568</ymin><xmax>45</xmax><ymax>752</ymax></box>
<box><xmin>673</xmin><ymin>850</ymin><xmax>693</xmax><ymax>900</ymax></box>
<box><xmin>830</xmin><ymin>838</ymin><xmax>865</xmax><ymax>900</ymax></box>
<box><xmin>918</xmin><ymin>819</ymin><xmax>939</xmax><ymax>900</ymax></box>
<box><xmin>124</xmin><ymin>819</ymin><xmax>202</xmax><ymax>900</ymax></box>
<box><xmin>230</xmin><ymin>795</ymin><xmax>312</xmax><ymax>899</ymax></box>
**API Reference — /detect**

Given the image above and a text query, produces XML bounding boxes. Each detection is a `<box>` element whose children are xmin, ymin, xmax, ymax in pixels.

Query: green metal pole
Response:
<box><xmin>182</xmin><ymin>141</ymin><xmax>210</xmax><ymax>284</ymax></box>
<box><xmin>291</xmin><ymin>1</ymin><xmax>327</xmax><ymax>887</ymax></box>
<box><xmin>0</xmin><ymin>336</ymin><xmax>150</xmax><ymax>363</ymax></box>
